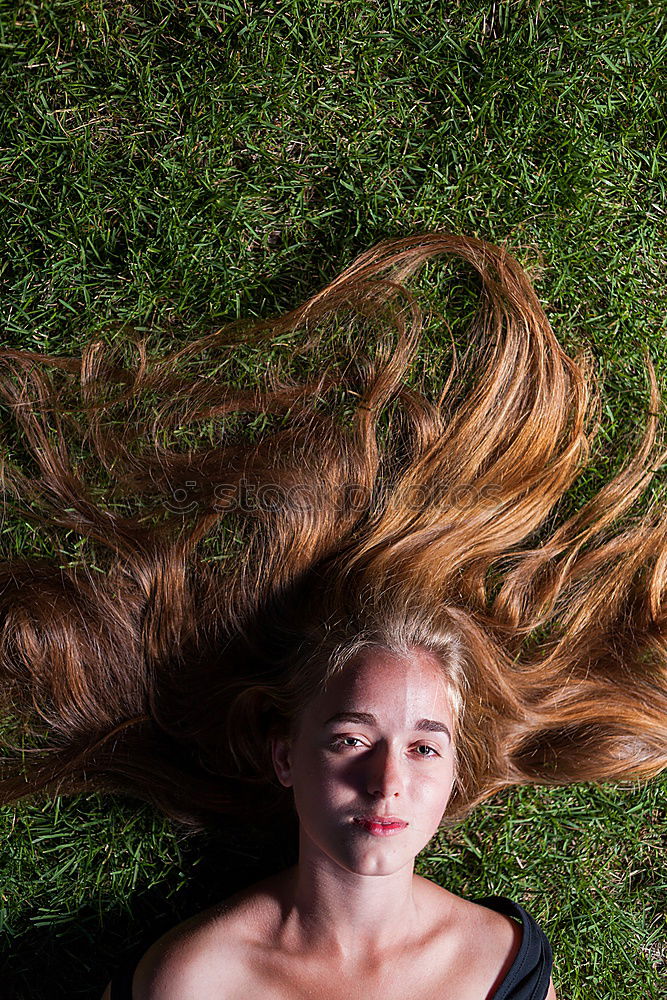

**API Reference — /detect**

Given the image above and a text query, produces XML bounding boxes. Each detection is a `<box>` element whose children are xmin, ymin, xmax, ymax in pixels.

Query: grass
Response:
<box><xmin>0</xmin><ymin>1</ymin><xmax>666</xmax><ymax>997</ymax></box>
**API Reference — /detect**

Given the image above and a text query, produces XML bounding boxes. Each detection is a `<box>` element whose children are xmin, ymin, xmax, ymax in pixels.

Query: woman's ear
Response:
<box><xmin>270</xmin><ymin>732</ymin><xmax>294</xmax><ymax>788</ymax></box>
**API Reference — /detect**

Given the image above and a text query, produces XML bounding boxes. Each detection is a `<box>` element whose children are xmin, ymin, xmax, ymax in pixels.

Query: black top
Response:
<box><xmin>108</xmin><ymin>894</ymin><xmax>553</xmax><ymax>1000</ymax></box>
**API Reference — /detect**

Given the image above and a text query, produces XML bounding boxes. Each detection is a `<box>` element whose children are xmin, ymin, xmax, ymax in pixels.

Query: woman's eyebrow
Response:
<box><xmin>323</xmin><ymin>711</ymin><xmax>451</xmax><ymax>740</ymax></box>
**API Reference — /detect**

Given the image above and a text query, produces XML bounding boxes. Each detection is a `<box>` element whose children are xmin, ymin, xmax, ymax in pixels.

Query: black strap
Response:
<box><xmin>472</xmin><ymin>895</ymin><xmax>554</xmax><ymax>1000</ymax></box>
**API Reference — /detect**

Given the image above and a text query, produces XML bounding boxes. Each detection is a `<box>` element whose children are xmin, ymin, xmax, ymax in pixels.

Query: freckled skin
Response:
<box><xmin>272</xmin><ymin>648</ymin><xmax>456</xmax><ymax>881</ymax></box>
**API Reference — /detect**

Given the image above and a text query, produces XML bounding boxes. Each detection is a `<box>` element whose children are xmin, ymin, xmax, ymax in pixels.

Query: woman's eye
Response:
<box><xmin>329</xmin><ymin>737</ymin><xmax>364</xmax><ymax>750</ymax></box>
<box><xmin>330</xmin><ymin>736</ymin><xmax>440</xmax><ymax>757</ymax></box>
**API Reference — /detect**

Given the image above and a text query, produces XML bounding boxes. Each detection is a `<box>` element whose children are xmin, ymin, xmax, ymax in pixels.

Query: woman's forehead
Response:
<box><xmin>312</xmin><ymin>649</ymin><xmax>454</xmax><ymax>720</ymax></box>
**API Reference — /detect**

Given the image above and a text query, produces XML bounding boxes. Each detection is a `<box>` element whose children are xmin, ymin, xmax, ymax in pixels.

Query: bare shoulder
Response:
<box><xmin>421</xmin><ymin>881</ymin><xmax>522</xmax><ymax>955</ymax></box>
<box><xmin>414</xmin><ymin>880</ymin><xmax>523</xmax><ymax>1000</ymax></box>
<box><xmin>129</xmin><ymin>874</ymin><xmax>285</xmax><ymax>1000</ymax></box>
<box><xmin>455</xmin><ymin>894</ymin><xmax>523</xmax><ymax>987</ymax></box>
<box><xmin>441</xmin><ymin>889</ymin><xmax>557</xmax><ymax>1000</ymax></box>
<box><xmin>461</xmin><ymin>894</ymin><xmax>558</xmax><ymax>1000</ymax></box>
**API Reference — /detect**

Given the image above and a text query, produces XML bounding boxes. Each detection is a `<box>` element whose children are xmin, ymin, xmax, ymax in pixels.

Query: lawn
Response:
<box><xmin>0</xmin><ymin>2</ymin><xmax>665</xmax><ymax>997</ymax></box>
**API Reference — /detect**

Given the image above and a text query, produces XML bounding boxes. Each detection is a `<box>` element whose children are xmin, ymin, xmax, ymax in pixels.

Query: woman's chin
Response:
<box><xmin>330</xmin><ymin>845</ymin><xmax>418</xmax><ymax>877</ymax></box>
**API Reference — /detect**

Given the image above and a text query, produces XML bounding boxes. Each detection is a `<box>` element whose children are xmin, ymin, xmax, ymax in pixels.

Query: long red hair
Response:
<box><xmin>0</xmin><ymin>233</ymin><xmax>665</xmax><ymax>831</ymax></box>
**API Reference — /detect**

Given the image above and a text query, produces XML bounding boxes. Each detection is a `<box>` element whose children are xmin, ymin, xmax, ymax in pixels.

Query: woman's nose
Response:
<box><xmin>366</xmin><ymin>743</ymin><xmax>404</xmax><ymax>797</ymax></box>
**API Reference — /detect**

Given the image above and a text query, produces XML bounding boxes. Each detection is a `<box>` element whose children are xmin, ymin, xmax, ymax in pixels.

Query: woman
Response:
<box><xmin>0</xmin><ymin>233</ymin><xmax>664</xmax><ymax>997</ymax></box>
<box><xmin>103</xmin><ymin>645</ymin><xmax>555</xmax><ymax>999</ymax></box>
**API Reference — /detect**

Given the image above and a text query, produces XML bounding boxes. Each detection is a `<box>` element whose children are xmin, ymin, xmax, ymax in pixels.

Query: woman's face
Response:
<box><xmin>271</xmin><ymin>647</ymin><xmax>456</xmax><ymax>877</ymax></box>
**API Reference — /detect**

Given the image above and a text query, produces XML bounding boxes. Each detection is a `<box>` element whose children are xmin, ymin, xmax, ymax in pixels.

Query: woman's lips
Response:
<box><xmin>353</xmin><ymin>817</ymin><xmax>408</xmax><ymax>836</ymax></box>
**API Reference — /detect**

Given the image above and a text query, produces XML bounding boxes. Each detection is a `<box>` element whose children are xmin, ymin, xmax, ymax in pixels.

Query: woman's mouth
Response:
<box><xmin>353</xmin><ymin>816</ymin><xmax>408</xmax><ymax>836</ymax></box>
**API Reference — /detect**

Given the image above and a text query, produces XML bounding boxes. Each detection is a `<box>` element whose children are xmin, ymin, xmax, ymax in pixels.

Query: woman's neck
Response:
<box><xmin>271</xmin><ymin>859</ymin><xmax>447</xmax><ymax>966</ymax></box>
